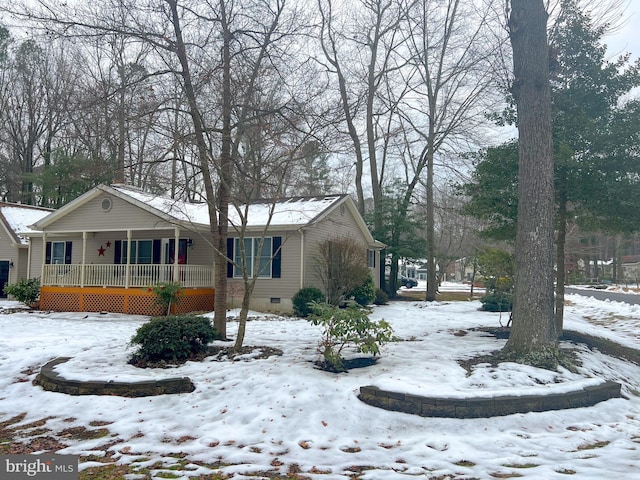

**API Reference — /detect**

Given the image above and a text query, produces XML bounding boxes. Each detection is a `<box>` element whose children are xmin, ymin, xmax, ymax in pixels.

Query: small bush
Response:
<box><xmin>292</xmin><ymin>287</ymin><xmax>325</xmax><ymax>317</ymax></box>
<box><xmin>374</xmin><ymin>288</ymin><xmax>389</xmax><ymax>305</ymax></box>
<box><xmin>307</xmin><ymin>301</ymin><xmax>394</xmax><ymax>372</ymax></box>
<box><xmin>130</xmin><ymin>315</ymin><xmax>217</xmax><ymax>363</ymax></box>
<box><xmin>149</xmin><ymin>281</ymin><xmax>182</xmax><ymax>316</ymax></box>
<box><xmin>347</xmin><ymin>274</ymin><xmax>376</xmax><ymax>306</ymax></box>
<box><xmin>480</xmin><ymin>292</ymin><xmax>513</xmax><ymax>312</ymax></box>
<box><xmin>3</xmin><ymin>278</ymin><xmax>40</xmax><ymax>306</ymax></box>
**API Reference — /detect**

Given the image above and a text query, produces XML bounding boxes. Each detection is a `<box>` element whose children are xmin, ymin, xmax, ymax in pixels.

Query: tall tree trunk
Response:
<box><xmin>215</xmin><ymin>1</ymin><xmax>232</xmax><ymax>341</ymax></box>
<box><xmin>167</xmin><ymin>0</ymin><xmax>223</xmax><ymax>336</ymax></box>
<box><xmin>504</xmin><ymin>0</ymin><xmax>558</xmax><ymax>361</ymax></box>
<box><xmin>425</xmin><ymin>140</ymin><xmax>437</xmax><ymax>301</ymax></box>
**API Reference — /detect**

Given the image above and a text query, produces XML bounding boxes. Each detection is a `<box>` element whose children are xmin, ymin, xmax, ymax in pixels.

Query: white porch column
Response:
<box><xmin>173</xmin><ymin>227</ymin><xmax>180</xmax><ymax>283</ymax></box>
<box><xmin>125</xmin><ymin>229</ymin><xmax>132</xmax><ymax>288</ymax></box>
<box><xmin>299</xmin><ymin>229</ymin><xmax>305</xmax><ymax>289</ymax></box>
<box><xmin>27</xmin><ymin>238</ymin><xmax>32</xmax><ymax>279</ymax></box>
<box><xmin>41</xmin><ymin>232</ymin><xmax>47</xmax><ymax>282</ymax></box>
<box><xmin>81</xmin><ymin>232</ymin><xmax>88</xmax><ymax>287</ymax></box>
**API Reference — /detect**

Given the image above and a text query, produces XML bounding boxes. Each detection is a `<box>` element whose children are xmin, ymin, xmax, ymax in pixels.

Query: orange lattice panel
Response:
<box><xmin>41</xmin><ymin>287</ymin><xmax>82</xmax><ymax>312</ymax></box>
<box><xmin>39</xmin><ymin>286</ymin><xmax>214</xmax><ymax>315</ymax></box>
<box><xmin>177</xmin><ymin>289</ymin><xmax>215</xmax><ymax>313</ymax></box>
<box><xmin>129</xmin><ymin>294</ymin><xmax>164</xmax><ymax>316</ymax></box>
<box><xmin>83</xmin><ymin>293</ymin><xmax>126</xmax><ymax>313</ymax></box>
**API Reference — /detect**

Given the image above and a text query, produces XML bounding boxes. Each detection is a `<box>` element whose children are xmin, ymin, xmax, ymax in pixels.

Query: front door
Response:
<box><xmin>163</xmin><ymin>239</ymin><xmax>188</xmax><ymax>265</ymax></box>
<box><xmin>0</xmin><ymin>261</ymin><xmax>9</xmax><ymax>298</ymax></box>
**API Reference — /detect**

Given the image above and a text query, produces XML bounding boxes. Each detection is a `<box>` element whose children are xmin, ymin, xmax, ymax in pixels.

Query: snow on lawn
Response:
<box><xmin>1</xmin><ymin>288</ymin><xmax>639</xmax><ymax>479</ymax></box>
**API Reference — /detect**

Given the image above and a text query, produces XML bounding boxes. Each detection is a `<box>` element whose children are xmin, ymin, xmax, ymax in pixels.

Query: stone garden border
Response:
<box><xmin>35</xmin><ymin>357</ymin><xmax>195</xmax><ymax>397</ymax></box>
<box><xmin>359</xmin><ymin>329</ymin><xmax>633</xmax><ymax>418</ymax></box>
<box><xmin>358</xmin><ymin>381</ymin><xmax>622</xmax><ymax>418</ymax></box>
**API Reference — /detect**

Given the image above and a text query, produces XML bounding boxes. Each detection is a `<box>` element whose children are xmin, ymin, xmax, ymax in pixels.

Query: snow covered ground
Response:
<box><xmin>1</xmin><ymin>284</ymin><xmax>639</xmax><ymax>479</ymax></box>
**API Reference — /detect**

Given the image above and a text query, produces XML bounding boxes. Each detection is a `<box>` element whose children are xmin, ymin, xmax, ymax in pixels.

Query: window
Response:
<box><xmin>234</xmin><ymin>237</ymin><xmax>272</xmax><ymax>278</ymax></box>
<box><xmin>227</xmin><ymin>236</ymin><xmax>282</xmax><ymax>279</ymax></box>
<box><xmin>368</xmin><ymin>249</ymin><xmax>376</xmax><ymax>268</ymax></box>
<box><xmin>52</xmin><ymin>242</ymin><xmax>66</xmax><ymax>264</ymax></box>
<box><xmin>46</xmin><ymin>241</ymin><xmax>72</xmax><ymax>265</ymax></box>
<box><xmin>120</xmin><ymin>240</ymin><xmax>153</xmax><ymax>264</ymax></box>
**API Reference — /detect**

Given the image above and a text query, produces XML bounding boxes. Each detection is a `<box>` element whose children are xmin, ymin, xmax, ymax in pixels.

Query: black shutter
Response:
<box><xmin>64</xmin><ymin>241</ymin><xmax>72</xmax><ymax>264</ymax></box>
<box><xmin>152</xmin><ymin>239</ymin><xmax>162</xmax><ymax>264</ymax></box>
<box><xmin>45</xmin><ymin>242</ymin><xmax>52</xmax><ymax>264</ymax></box>
<box><xmin>272</xmin><ymin>236</ymin><xmax>281</xmax><ymax>278</ymax></box>
<box><xmin>227</xmin><ymin>238</ymin><xmax>234</xmax><ymax>278</ymax></box>
<box><xmin>168</xmin><ymin>239</ymin><xmax>175</xmax><ymax>263</ymax></box>
<box><xmin>114</xmin><ymin>240</ymin><xmax>122</xmax><ymax>264</ymax></box>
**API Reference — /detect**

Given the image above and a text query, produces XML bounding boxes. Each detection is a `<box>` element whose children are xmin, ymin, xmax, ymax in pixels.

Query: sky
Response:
<box><xmin>605</xmin><ymin>4</ymin><xmax>640</xmax><ymax>62</ymax></box>
<box><xmin>1</xmin><ymin>283</ymin><xmax>640</xmax><ymax>479</ymax></box>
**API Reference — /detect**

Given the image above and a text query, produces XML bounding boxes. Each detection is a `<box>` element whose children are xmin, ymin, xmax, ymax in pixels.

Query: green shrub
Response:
<box><xmin>347</xmin><ymin>274</ymin><xmax>376</xmax><ymax>306</ymax></box>
<box><xmin>307</xmin><ymin>301</ymin><xmax>394</xmax><ymax>372</ymax></box>
<box><xmin>3</xmin><ymin>278</ymin><xmax>40</xmax><ymax>306</ymax></box>
<box><xmin>130</xmin><ymin>315</ymin><xmax>217</xmax><ymax>363</ymax></box>
<box><xmin>480</xmin><ymin>292</ymin><xmax>513</xmax><ymax>312</ymax></box>
<box><xmin>149</xmin><ymin>281</ymin><xmax>183</xmax><ymax>316</ymax></box>
<box><xmin>292</xmin><ymin>287</ymin><xmax>325</xmax><ymax>317</ymax></box>
<box><xmin>374</xmin><ymin>288</ymin><xmax>389</xmax><ymax>305</ymax></box>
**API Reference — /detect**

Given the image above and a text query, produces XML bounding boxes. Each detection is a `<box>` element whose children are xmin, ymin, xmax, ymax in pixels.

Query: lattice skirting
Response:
<box><xmin>40</xmin><ymin>286</ymin><xmax>215</xmax><ymax>316</ymax></box>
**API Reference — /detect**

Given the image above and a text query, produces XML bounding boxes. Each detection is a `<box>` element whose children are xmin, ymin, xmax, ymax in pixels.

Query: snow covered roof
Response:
<box><xmin>27</xmin><ymin>184</ymin><xmax>379</xmax><ymax>245</ymax></box>
<box><xmin>31</xmin><ymin>184</ymin><xmax>357</xmax><ymax>234</ymax></box>
<box><xmin>109</xmin><ymin>184</ymin><xmax>350</xmax><ymax>229</ymax></box>
<box><xmin>0</xmin><ymin>203</ymin><xmax>54</xmax><ymax>245</ymax></box>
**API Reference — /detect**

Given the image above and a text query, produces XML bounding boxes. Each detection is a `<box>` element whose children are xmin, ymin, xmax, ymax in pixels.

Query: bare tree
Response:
<box><xmin>317</xmin><ymin>0</ymin><xmax>410</xmax><ymax>218</ymax></box>
<box><xmin>400</xmin><ymin>0</ymin><xmax>500</xmax><ymax>301</ymax></box>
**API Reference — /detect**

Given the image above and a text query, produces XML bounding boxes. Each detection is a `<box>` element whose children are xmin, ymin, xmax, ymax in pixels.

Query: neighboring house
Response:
<box><xmin>26</xmin><ymin>184</ymin><xmax>383</xmax><ymax>315</ymax></box>
<box><xmin>0</xmin><ymin>203</ymin><xmax>53</xmax><ymax>299</ymax></box>
<box><xmin>622</xmin><ymin>255</ymin><xmax>640</xmax><ymax>284</ymax></box>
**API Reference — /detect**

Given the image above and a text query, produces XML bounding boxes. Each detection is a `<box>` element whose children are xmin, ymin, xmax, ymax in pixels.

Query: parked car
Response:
<box><xmin>401</xmin><ymin>276</ymin><xmax>418</xmax><ymax>288</ymax></box>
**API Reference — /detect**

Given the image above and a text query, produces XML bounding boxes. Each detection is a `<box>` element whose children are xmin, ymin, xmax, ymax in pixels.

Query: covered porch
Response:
<box><xmin>35</xmin><ymin>227</ymin><xmax>216</xmax><ymax>315</ymax></box>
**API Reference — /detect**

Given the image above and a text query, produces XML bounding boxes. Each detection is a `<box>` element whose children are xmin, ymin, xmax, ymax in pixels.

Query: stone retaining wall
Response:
<box><xmin>359</xmin><ymin>381</ymin><xmax>622</xmax><ymax>418</ymax></box>
<box><xmin>35</xmin><ymin>357</ymin><xmax>195</xmax><ymax>397</ymax></box>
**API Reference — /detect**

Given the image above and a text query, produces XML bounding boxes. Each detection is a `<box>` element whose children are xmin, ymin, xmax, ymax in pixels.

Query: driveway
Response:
<box><xmin>565</xmin><ymin>286</ymin><xmax>640</xmax><ymax>305</ymax></box>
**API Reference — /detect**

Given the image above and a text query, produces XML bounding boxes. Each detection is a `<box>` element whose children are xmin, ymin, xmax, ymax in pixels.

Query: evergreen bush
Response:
<box><xmin>3</xmin><ymin>278</ymin><xmax>40</xmax><ymax>306</ymax></box>
<box><xmin>130</xmin><ymin>315</ymin><xmax>217</xmax><ymax>363</ymax></box>
<box><xmin>480</xmin><ymin>292</ymin><xmax>513</xmax><ymax>312</ymax></box>
<box><xmin>292</xmin><ymin>287</ymin><xmax>324</xmax><ymax>317</ymax></box>
<box><xmin>347</xmin><ymin>274</ymin><xmax>376</xmax><ymax>306</ymax></box>
<box><xmin>374</xmin><ymin>288</ymin><xmax>389</xmax><ymax>305</ymax></box>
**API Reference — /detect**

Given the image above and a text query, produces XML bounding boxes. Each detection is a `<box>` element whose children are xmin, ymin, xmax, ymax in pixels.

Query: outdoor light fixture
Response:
<box><xmin>187</xmin><ymin>239</ymin><xmax>193</xmax><ymax>248</ymax></box>
<box><xmin>9</xmin><ymin>260</ymin><xmax>13</xmax><ymax>268</ymax></box>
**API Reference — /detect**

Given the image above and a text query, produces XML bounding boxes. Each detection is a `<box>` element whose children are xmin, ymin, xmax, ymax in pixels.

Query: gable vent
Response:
<box><xmin>101</xmin><ymin>197</ymin><xmax>113</xmax><ymax>212</ymax></box>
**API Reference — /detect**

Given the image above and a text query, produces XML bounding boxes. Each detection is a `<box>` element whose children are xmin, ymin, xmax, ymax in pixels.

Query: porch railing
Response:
<box><xmin>42</xmin><ymin>264</ymin><xmax>214</xmax><ymax>288</ymax></box>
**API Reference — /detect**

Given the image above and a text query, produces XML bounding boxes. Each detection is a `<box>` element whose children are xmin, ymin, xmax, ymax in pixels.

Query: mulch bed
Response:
<box><xmin>129</xmin><ymin>345</ymin><xmax>283</xmax><ymax>368</ymax></box>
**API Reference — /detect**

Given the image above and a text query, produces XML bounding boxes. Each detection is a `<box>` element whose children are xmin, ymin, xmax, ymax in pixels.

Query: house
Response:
<box><xmin>26</xmin><ymin>184</ymin><xmax>383</xmax><ymax>315</ymax></box>
<box><xmin>0</xmin><ymin>203</ymin><xmax>53</xmax><ymax>299</ymax></box>
<box><xmin>621</xmin><ymin>255</ymin><xmax>640</xmax><ymax>284</ymax></box>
